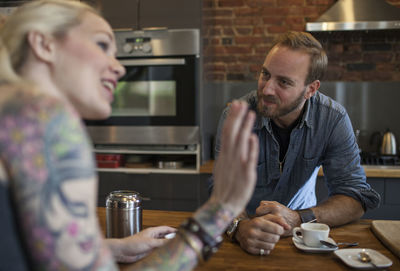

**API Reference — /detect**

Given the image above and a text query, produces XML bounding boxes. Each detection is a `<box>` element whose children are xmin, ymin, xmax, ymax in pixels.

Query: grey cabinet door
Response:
<box><xmin>140</xmin><ymin>0</ymin><xmax>202</xmax><ymax>29</ymax></box>
<box><xmin>96</xmin><ymin>0</ymin><xmax>201</xmax><ymax>29</ymax></box>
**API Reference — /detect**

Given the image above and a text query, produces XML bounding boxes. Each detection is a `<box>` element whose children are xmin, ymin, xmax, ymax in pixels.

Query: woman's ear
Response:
<box><xmin>304</xmin><ymin>80</ymin><xmax>320</xmax><ymax>100</ymax></box>
<box><xmin>26</xmin><ymin>31</ymin><xmax>56</xmax><ymax>64</ymax></box>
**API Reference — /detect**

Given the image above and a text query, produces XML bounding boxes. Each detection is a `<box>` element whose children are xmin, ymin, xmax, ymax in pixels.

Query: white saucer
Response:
<box><xmin>334</xmin><ymin>248</ymin><xmax>393</xmax><ymax>269</ymax></box>
<box><xmin>292</xmin><ymin>237</ymin><xmax>338</xmax><ymax>253</ymax></box>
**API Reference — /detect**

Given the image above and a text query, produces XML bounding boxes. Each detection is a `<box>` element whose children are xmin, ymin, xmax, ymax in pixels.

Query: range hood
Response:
<box><xmin>306</xmin><ymin>0</ymin><xmax>400</xmax><ymax>32</ymax></box>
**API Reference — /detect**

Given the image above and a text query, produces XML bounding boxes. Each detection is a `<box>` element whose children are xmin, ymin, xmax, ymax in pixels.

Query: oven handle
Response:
<box><xmin>119</xmin><ymin>58</ymin><xmax>186</xmax><ymax>66</ymax></box>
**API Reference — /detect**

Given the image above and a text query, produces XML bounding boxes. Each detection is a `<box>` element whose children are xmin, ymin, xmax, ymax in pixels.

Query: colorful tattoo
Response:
<box><xmin>0</xmin><ymin>90</ymin><xmax>117</xmax><ymax>270</ymax></box>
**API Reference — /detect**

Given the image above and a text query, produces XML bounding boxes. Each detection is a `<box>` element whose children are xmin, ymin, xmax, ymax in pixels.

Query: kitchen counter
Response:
<box><xmin>200</xmin><ymin>160</ymin><xmax>400</xmax><ymax>178</ymax></box>
<box><xmin>96</xmin><ymin>207</ymin><xmax>400</xmax><ymax>270</ymax></box>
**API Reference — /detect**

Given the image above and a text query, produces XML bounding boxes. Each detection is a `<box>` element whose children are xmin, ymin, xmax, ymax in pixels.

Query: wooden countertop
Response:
<box><xmin>200</xmin><ymin>160</ymin><xmax>400</xmax><ymax>178</ymax></box>
<box><xmin>97</xmin><ymin>208</ymin><xmax>400</xmax><ymax>270</ymax></box>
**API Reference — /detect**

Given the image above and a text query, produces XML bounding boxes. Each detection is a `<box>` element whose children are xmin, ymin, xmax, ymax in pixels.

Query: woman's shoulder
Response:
<box><xmin>0</xmin><ymin>83</ymin><xmax>72</xmax><ymax>120</ymax></box>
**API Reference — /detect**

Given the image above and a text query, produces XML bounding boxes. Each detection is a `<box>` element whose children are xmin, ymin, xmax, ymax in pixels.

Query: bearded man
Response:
<box><xmin>211</xmin><ymin>31</ymin><xmax>380</xmax><ymax>256</ymax></box>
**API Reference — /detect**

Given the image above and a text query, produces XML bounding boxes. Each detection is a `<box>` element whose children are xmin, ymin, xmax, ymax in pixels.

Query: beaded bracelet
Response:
<box><xmin>180</xmin><ymin>217</ymin><xmax>223</xmax><ymax>261</ymax></box>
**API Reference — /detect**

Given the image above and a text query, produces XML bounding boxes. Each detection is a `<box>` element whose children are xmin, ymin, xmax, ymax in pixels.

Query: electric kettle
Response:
<box><xmin>380</xmin><ymin>129</ymin><xmax>397</xmax><ymax>156</ymax></box>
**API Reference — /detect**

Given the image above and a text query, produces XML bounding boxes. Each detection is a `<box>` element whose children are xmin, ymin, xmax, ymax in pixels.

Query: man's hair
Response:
<box><xmin>271</xmin><ymin>31</ymin><xmax>328</xmax><ymax>85</ymax></box>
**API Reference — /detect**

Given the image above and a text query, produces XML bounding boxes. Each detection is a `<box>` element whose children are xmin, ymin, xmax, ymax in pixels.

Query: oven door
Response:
<box><xmin>85</xmin><ymin>55</ymin><xmax>199</xmax><ymax>126</ymax></box>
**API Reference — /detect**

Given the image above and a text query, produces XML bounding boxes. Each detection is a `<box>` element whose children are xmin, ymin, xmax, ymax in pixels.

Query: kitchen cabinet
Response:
<box><xmin>94</xmin><ymin>0</ymin><xmax>202</xmax><ymax>29</ymax></box>
<box><xmin>98</xmin><ymin>172</ymin><xmax>207</xmax><ymax>211</ymax></box>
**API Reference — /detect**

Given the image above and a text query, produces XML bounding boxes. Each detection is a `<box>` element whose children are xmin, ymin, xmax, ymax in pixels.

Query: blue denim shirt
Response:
<box><xmin>213</xmin><ymin>90</ymin><xmax>380</xmax><ymax>215</ymax></box>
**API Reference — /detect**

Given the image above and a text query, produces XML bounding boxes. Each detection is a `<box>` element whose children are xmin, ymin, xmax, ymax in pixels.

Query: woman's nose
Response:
<box><xmin>112</xmin><ymin>57</ymin><xmax>126</xmax><ymax>78</ymax></box>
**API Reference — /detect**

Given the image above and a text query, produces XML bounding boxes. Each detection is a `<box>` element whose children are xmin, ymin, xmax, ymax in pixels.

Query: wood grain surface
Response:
<box><xmin>97</xmin><ymin>208</ymin><xmax>400</xmax><ymax>270</ymax></box>
<box><xmin>372</xmin><ymin>220</ymin><xmax>400</xmax><ymax>259</ymax></box>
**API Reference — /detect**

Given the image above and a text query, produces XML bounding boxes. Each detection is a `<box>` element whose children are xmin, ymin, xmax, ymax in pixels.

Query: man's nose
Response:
<box><xmin>262</xmin><ymin>79</ymin><xmax>275</xmax><ymax>96</ymax></box>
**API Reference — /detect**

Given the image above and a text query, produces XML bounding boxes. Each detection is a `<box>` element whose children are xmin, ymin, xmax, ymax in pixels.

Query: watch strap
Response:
<box><xmin>296</xmin><ymin>208</ymin><xmax>317</xmax><ymax>223</ymax></box>
<box><xmin>226</xmin><ymin>217</ymin><xmax>244</xmax><ymax>242</ymax></box>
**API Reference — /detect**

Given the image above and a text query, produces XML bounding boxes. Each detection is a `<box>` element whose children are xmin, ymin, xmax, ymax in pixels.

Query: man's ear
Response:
<box><xmin>26</xmin><ymin>31</ymin><xmax>56</xmax><ymax>64</ymax></box>
<box><xmin>304</xmin><ymin>80</ymin><xmax>320</xmax><ymax>100</ymax></box>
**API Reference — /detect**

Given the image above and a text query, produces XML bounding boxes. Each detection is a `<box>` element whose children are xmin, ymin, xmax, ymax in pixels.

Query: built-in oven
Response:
<box><xmin>85</xmin><ymin>28</ymin><xmax>201</xmax><ymax>173</ymax></box>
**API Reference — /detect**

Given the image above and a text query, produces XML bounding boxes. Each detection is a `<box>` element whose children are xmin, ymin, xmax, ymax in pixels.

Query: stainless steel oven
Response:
<box><xmin>85</xmin><ymin>28</ymin><xmax>201</xmax><ymax>173</ymax></box>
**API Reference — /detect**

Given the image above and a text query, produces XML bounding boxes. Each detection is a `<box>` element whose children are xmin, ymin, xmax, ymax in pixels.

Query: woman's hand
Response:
<box><xmin>211</xmin><ymin>100</ymin><xmax>259</xmax><ymax>217</ymax></box>
<box><xmin>105</xmin><ymin>226</ymin><xmax>176</xmax><ymax>263</ymax></box>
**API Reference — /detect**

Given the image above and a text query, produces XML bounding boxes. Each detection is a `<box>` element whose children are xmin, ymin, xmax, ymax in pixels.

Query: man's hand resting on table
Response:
<box><xmin>256</xmin><ymin>201</ymin><xmax>302</xmax><ymax>236</ymax></box>
<box><xmin>235</xmin><ymin>214</ymin><xmax>289</xmax><ymax>255</ymax></box>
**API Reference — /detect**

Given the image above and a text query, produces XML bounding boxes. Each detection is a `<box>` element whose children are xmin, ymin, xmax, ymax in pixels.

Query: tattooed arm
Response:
<box><xmin>0</xmin><ymin>92</ymin><xmax>117</xmax><ymax>270</ymax></box>
<box><xmin>129</xmin><ymin>101</ymin><xmax>259</xmax><ymax>270</ymax></box>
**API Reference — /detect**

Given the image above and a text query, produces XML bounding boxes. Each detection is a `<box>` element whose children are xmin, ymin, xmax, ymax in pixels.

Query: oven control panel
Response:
<box><xmin>122</xmin><ymin>37</ymin><xmax>152</xmax><ymax>54</ymax></box>
<box><xmin>114</xmin><ymin>29</ymin><xmax>200</xmax><ymax>58</ymax></box>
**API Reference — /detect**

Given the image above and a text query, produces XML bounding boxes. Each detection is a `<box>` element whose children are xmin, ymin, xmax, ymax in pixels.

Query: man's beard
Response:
<box><xmin>257</xmin><ymin>88</ymin><xmax>306</xmax><ymax>119</ymax></box>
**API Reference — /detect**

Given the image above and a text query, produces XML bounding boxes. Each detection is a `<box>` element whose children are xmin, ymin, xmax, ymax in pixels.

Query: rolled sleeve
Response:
<box><xmin>322</xmin><ymin>113</ymin><xmax>381</xmax><ymax>211</ymax></box>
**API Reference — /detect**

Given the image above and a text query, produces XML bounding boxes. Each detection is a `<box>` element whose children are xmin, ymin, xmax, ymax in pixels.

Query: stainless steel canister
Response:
<box><xmin>106</xmin><ymin>190</ymin><xmax>142</xmax><ymax>238</ymax></box>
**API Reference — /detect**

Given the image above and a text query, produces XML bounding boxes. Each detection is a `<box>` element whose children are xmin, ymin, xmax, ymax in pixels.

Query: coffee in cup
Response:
<box><xmin>292</xmin><ymin>223</ymin><xmax>330</xmax><ymax>247</ymax></box>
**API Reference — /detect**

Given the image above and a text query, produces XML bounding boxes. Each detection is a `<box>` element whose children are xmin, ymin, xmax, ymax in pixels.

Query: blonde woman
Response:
<box><xmin>0</xmin><ymin>0</ymin><xmax>259</xmax><ymax>270</ymax></box>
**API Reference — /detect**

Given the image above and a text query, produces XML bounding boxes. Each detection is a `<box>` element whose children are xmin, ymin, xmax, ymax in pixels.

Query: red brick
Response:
<box><xmin>210</xmin><ymin>56</ymin><xmax>238</xmax><ymax>63</ymax></box>
<box><xmin>223</xmin><ymin>27</ymin><xmax>235</xmax><ymax>35</ymax></box>
<box><xmin>306</xmin><ymin>0</ymin><xmax>335</xmax><ymax>5</ymax></box>
<box><xmin>225</xmin><ymin>46</ymin><xmax>253</xmax><ymax>54</ymax></box>
<box><xmin>341</xmin><ymin>71</ymin><xmax>362</xmax><ymax>81</ymax></box>
<box><xmin>362</xmin><ymin>71</ymin><xmax>393</xmax><ymax>81</ymax></box>
<box><xmin>246</xmin><ymin>0</ymin><xmax>276</xmax><ymax>8</ymax></box>
<box><xmin>234</xmin><ymin>8</ymin><xmax>260</xmax><ymax>17</ymax></box>
<box><xmin>363</xmin><ymin>52</ymin><xmax>393</xmax><ymax>63</ymax></box>
<box><xmin>285</xmin><ymin>17</ymin><xmax>305</xmax><ymax>25</ymax></box>
<box><xmin>227</xmin><ymin>64</ymin><xmax>247</xmax><ymax>72</ymax></box>
<box><xmin>209</xmin><ymin>28</ymin><xmax>222</xmax><ymax>35</ymax></box>
<box><xmin>218</xmin><ymin>0</ymin><xmax>245</xmax><ymax>7</ymax></box>
<box><xmin>376</xmin><ymin>63</ymin><xmax>396</xmax><ymax>71</ymax></box>
<box><xmin>263</xmin><ymin>17</ymin><xmax>284</xmax><ymax>24</ymax></box>
<box><xmin>234</xmin><ymin>17</ymin><xmax>260</xmax><ymax>25</ymax></box>
<box><xmin>235</xmin><ymin>27</ymin><xmax>253</xmax><ymax>35</ymax></box>
<box><xmin>260</xmin><ymin>7</ymin><xmax>290</xmax><ymax>16</ymax></box>
<box><xmin>267</xmin><ymin>25</ymin><xmax>289</xmax><ymax>33</ymax></box>
<box><xmin>277</xmin><ymin>0</ymin><xmax>305</xmax><ymax>6</ymax></box>
<box><xmin>341</xmin><ymin>52</ymin><xmax>362</xmax><ymax>62</ymax></box>
<box><xmin>328</xmin><ymin>43</ymin><xmax>344</xmax><ymax>54</ymax></box>
<box><xmin>211</xmin><ymin>38</ymin><xmax>221</xmax><ymax>45</ymax></box>
<box><xmin>290</xmin><ymin>24</ymin><xmax>306</xmax><ymax>31</ymax></box>
<box><xmin>303</xmin><ymin>6</ymin><xmax>320</xmax><ymax>17</ymax></box>
<box><xmin>204</xmin><ymin>46</ymin><xmax>226</xmax><ymax>55</ymax></box>
<box><xmin>253</xmin><ymin>26</ymin><xmax>265</xmax><ymax>35</ymax></box>
<box><xmin>344</xmin><ymin>44</ymin><xmax>362</xmax><ymax>53</ymax></box>
<box><xmin>235</xmin><ymin>36</ymin><xmax>267</xmax><ymax>44</ymax></box>
<box><xmin>204</xmin><ymin>64</ymin><xmax>226</xmax><ymax>72</ymax></box>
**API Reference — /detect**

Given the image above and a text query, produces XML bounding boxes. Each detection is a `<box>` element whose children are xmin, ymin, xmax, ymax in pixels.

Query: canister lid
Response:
<box><xmin>106</xmin><ymin>190</ymin><xmax>142</xmax><ymax>209</ymax></box>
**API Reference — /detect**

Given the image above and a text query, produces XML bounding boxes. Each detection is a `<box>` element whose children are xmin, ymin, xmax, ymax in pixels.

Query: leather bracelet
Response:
<box><xmin>296</xmin><ymin>208</ymin><xmax>317</xmax><ymax>223</ymax></box>
<box><xmin>180</xmin><ymin>217</ymin><xmax>223</xmax><ymax>261</ymax></box>
<box><xmin>178</xmin><ymin>230</ymin><xmax>204</xmax><ymax>264</ymax></box>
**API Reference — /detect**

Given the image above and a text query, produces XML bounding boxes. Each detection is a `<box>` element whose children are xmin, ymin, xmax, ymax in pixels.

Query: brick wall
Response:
<box><xmin>203</xmin><ymin>0</ymin><xmax>400</xmax><ymax>82</ymax></box>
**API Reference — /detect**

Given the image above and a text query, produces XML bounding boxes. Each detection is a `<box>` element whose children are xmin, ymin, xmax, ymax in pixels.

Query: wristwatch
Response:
<box><xmin>226</xmin><ymin>217</ymin><xmax>245</xmax><ymax>241</ymax></box>
<box><xmin>296</xmin><ymin>208</ymin><xmax>317</xmax><ymax>223</ymax></box>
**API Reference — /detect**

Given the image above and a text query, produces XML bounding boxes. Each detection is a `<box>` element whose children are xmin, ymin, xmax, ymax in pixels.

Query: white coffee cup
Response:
<box><xmin>292</xmin><ymin>223</ymin><xmax>330</xmax><ymax>247</ymax></box>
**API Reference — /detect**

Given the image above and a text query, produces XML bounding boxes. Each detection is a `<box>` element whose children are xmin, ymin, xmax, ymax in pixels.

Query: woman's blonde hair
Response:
<box><xmin>0</xmin><ymin>0</ymin><xmax>98</xmax><ymax>82</ymax></box>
